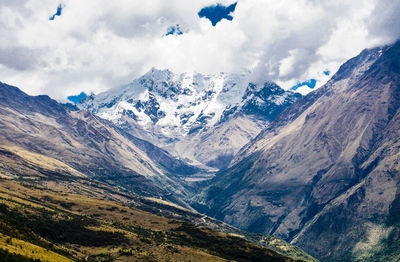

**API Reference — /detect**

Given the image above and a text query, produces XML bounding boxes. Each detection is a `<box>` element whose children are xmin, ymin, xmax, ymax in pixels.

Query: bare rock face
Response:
<box><xmin>78</xmin><ymin>71</ymin><xmax>301</xmax><ymax>168</ymax></box>
<box><xmin>174</xmin><ymin>114</ymin><xmax>265</xmax><ymax>169</ymax></box>
<box><xmin>201</xmin><ymin>42</ymin><xmax>400</xmax><ymax>261</ymax></box>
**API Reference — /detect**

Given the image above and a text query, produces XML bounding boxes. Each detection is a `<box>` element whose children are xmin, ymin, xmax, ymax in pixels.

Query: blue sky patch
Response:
<box><xmin>166</xmin><ymin>24</ymin><xmax>183</xmax><ymax>36</ymax></box>
<box><xmin>198</xmin><ymin>2</ymin><xmax>237</xmax><ymax>26</ymax></box>
<box><xmin>323</xmin><ymin>70</ymin><xmax>330</xmax><ymax>76</ymax></box>
<box><xmin>68</xmin><ymin>92</ymin><xmax>87</xmax><ymax>104</ymax></box>
<box><xmin>291</xmin><ymin>79</ymin><xmax>317</xmax><ymax>90</ymax></box>
<box><xmin>49</xmin><ymin>4</ymin><xmax>64</xmax><ymax>21</ymax></box>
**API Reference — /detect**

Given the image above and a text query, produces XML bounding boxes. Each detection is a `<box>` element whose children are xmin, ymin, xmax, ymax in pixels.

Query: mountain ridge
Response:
<box><xmin>0</xmin><ymin>81</ymin><xmax>316</xmax><ymax>261</ymax></box>
<box><xmin>200</xmin><ymin>42</ymin><xmax>400</xmax><ymax>261</ymax></box>
<box><xmin>78</xmin><ymin>70</ymin><xmax>302</xmax><ymax>168</ymax></box>
<box><xmin>0</xmin><ymin>81</ymin><xmax>201</xmax><ymax>206</ymax></box>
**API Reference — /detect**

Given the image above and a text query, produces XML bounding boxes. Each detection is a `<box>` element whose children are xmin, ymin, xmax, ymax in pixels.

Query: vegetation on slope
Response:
<box><xmin>0</xmin><ymin>180</ymin><xmax>303</xmax><ymax>262</ymax></box>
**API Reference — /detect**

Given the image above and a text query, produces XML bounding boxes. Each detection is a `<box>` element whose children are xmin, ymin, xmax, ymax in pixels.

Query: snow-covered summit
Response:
<box><xmin>78</xmin><ymin>69</ymin><xmax>301</xmax><ymax>147</ymax></box>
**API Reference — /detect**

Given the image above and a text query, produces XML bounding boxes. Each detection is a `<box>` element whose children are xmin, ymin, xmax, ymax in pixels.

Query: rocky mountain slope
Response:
<box><xmin>200</xmin><ymin>42</ymin><xmax>400</xmax><ymax>261</ymax></box>
<box><xmin>0</xmin><ymin>82</ymin><xmax>201</xmax><ymax>205</ymax></box>
<box><xmin>78</xmin><ymin>69</ymin><xmax>301</xmax><ymax>168</ymax></box>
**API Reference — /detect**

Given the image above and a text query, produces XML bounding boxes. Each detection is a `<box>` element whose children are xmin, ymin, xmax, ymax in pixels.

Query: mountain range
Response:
<box><xmin>1</xmin><ymin>39</ymin><xmax>400</xmax><ymax>262</ymax></box>
<box><xmin>78</xmin><ymin>70</ymin><xmax>301</xmax><ymax>169</ymax></box>
<box><xmin>0</xmin><ymin>82</ymin><xmax>205</xmax><ymax>206</ymax></box>
<box><xmin>0</xmin><ymin>80</ymin><xmax>314</xmax><ymax>261</ymax></box>
<box><xmin>198</xmin><ymin>42</ymin><xmax>400</xmax><ymax>261</ymax></box>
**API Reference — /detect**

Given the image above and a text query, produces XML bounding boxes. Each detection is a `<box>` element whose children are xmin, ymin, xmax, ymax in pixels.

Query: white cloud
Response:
<box><xmin>0</xmin><ymin>0</ymin><xmax>399</xmax><ymax>100</ymax></box>
<box><xmin>293</xmin><ymin>85</ymin><xmax>314</xmax><ymax>96</ymax></box>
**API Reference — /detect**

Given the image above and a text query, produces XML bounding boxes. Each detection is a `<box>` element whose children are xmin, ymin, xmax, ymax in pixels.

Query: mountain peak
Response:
<box><xmin>79</xmin><ymin>70</ymin><xmax>300</xmax><ymax>136</ymax></box>
<box><xmin>330</xmin><ymin>45</ymin><xmax>387</xmax><ymax>83</ymax></box>
<box><xmin>143</xmin><ymin>67</ymin><xmax>174</xmax><ymax>79</ymax></box>
<box><xmin>78</xmin><ymin>69</ymin><xmax>302</xmax><ymax>167</ymax></box>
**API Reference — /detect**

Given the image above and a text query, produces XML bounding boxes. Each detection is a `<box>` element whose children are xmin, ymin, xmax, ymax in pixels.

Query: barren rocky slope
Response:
<box><xmin>200</xmin><ymin>42</ymin><xmax>400</xmax><ymax>261</ymax></box>
<box><xmin>0</xmin><ymin>82</ymin><xmax>201</xmax><ymax>205</ymax></box>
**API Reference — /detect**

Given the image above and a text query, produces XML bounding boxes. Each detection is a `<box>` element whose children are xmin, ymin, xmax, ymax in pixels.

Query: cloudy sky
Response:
<box><xmin>0</xmin><ymin>0</ymin><xmax>399</xmax><ymax>100</ymax></box>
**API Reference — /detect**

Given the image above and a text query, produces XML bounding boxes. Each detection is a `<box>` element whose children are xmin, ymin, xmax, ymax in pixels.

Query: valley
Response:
<box><xmin>75</xmin><ymin>41</ymin><xmax>400</xmax><ymax>261</ymax></box>
<box><xmin>0</xmin><ymin>81</ymin><xmax>313</xmax><ymax>261</ymax></box>
<box><xmin>0</xmin><ymin>180</ymin><xmax>310</xmax><ymax>261</ymax></box>
<box><xmin>2</xmin><ymin>1</ymin><xmax>400</xmax><ymax>261</ymax></box>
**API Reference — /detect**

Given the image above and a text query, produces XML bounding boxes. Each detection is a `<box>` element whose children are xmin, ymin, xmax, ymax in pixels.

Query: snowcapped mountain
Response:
<box><xmin>79</xmin><ymin>68</ymin><xmax>301</xmax><ymax>168</ymax></box>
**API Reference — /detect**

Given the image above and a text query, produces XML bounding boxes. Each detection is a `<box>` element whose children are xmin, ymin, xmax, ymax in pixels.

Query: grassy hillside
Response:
<box><xmin>0</xmin><ymin>142</ymin><xmax>317</xmax><ymax>262</ymax></box>
<box><xmin>0</xmin><ymin>146</ymin><xmax>316</xmax><ymax>261</ymax></box>
<box><xmin>0</xmin><ymin>179</ymin><xmax>307</xmax><ymax>262</ymax></box>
